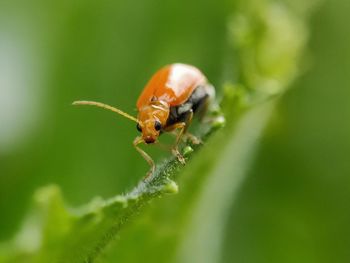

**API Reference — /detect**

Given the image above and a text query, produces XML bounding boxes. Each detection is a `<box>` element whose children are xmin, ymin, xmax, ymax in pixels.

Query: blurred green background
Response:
<box><xmin>0</xmin><ymin>0</ymin><xmax>349</xmax><ymax>262</ymax></box>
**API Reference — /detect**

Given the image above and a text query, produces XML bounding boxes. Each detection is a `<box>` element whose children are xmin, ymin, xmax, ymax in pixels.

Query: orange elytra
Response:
<box><xmin>73</xmin><ymin>63</ymin><xmax>215</xmax><ymax>178</ymax></box>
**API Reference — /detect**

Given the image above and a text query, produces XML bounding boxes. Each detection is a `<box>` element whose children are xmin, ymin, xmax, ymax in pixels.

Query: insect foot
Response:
<box><xmin>172</xmin><ymin>148</ymin><xmax>186</xmax><ymax>165</ymax></box>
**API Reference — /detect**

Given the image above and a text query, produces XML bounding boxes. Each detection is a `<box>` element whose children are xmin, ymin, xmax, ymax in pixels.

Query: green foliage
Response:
<box><xmin>0</xmin><ymin>0</ymin><xmax>323</xmax><ymax>262</ymax></box>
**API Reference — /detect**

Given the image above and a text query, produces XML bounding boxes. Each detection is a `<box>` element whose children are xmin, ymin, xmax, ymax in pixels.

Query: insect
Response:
<box><xmin>73</xmin><ymin>63</ymin><xmax>215</xmax><ymax>177</ymax></box>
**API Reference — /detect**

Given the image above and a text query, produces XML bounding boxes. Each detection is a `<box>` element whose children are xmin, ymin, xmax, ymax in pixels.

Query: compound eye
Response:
<box><xmin>136</xmin><ymin>123</ymin><xmax>142</xmax><ymax>132</ymax></box>
<box><xmin>154</xmin><ymin>121</ymin><xmax>162</xmax><ymax>131</ymax></box>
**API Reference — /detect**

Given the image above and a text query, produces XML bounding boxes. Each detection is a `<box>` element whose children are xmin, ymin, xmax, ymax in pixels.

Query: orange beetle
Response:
<box><xmin>73</xmin><ymin>63</ymin><xmax>215</xmax><ymax>177</ymax></box>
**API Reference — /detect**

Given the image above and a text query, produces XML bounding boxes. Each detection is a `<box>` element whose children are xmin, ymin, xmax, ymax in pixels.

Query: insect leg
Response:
<box><xmin>166</xmin><ymin>130</ymin><xmax>201</xmax><ymax>145</ymax></box>
<box><xmin>173</xmin><ymin>122</ymin><xmax>187</xmax><ymax>165</ymax></box>
<box><xmin>163</xmin><ymin>122</ymin><xmax>186</xmax><ymax>164</ymax></box>
<box><xmin>182</xmin><ymin>110</ymin><xmax>202</xmax><ymax>145</ymax></box>
<box><xmin>166</xmin><ymin>110</ymin><xmax>195</xmax><ymax>164</ymax></box>
<box><xmin>133</xmin><ymin>137</ymin><xmax>155</xmax><ymax>178</ymax></box>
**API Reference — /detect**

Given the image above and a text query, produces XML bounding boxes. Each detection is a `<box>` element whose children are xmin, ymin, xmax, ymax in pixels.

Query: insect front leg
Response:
<box><xmin>167</xmin><ymin>130</ymin><xmax>201</xmax><ymax>145</ymax></box>
<box><xmin>170</xmin><ymin>122</ymin><xmax>187</xmax><ymax>165</ymax></box>
<box><xmin>179</xmin><ymin>110</ymin><xmax>201</xmax><ymax>145</ymax></box>
<box><xmin>133</xmin><ymin>137</ymin><xmax>155</xmax><ymax>179</ymax></box>
<box><xmin>163</xmin><ymin>122</ymin><xmax>186</xmax><ymax>164</ymax></box>
<box><xmin>185</xmin><ymin>110</ymin><xmax>203</xmax><ymax>144</ymax></box>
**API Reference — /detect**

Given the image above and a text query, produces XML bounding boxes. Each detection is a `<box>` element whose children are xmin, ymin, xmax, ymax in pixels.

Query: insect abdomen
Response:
<box><xmin>165</xmin><ymin>85</ymin><xmax>214</xmax><ymax>127</ymax></box>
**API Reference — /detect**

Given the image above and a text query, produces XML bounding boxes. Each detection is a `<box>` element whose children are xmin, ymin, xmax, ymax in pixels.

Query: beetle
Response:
<box><xmin>73</xmin><ymin>63</ymin><xmax>215</xmax><ymax>177</ymax></box>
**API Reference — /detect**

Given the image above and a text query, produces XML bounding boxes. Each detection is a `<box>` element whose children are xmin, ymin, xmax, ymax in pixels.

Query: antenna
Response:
<box><xmin>72</xmin><ymin>100</ymin><xmax>138</xmax><ymax>123</ymax></box>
